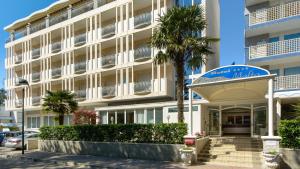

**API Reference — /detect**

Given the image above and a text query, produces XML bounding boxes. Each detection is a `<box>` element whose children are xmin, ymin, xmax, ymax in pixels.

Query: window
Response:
<box><xmin>147</xmin><ymin>109</ymin><xmax>154</xmax><ymax>124</ymax></box>
<box><xmin>284</xmin><ymin>32</ymin><xmax>300</xmax><ymax>40</ymax></box>
<box><xmin>227</xmin><ymin>116</ymin><xmax>235</xmax><ymax>125</ymax></box>
<box><xmin>268</xmin><ymin>37</ymin><xmax>279</xmax><ymax>43</ymax></box>
<box><xmin>27</xmin><ymin>116</ymin><xmax>40</xmax><ymax>128</ymax></box>
<box><xmin>269</xmin><ymin>69</ymin><xmax>280</xmax><ymax>75</ymax></box>
<box><xmin>99</xmin><ymin>111</ymin><xmax>107</xmax><ymax>124</ymax></box>
<box><xmin>236</xmin><ymin>116</ymin><xmax>243</xmax><ymax>125</ymax></box>
<box><xmin>168</xmin><ymin>106</ymin><xmax>198</xmax><ymax>113</ymax></box>
<box><xmin>155</xmin><ymin>108</ymin><xmax>163</xmax><ymax>124</ymax></box>
<box><xmin>43</xmin><ymin>116</ymin><xmax>58</xmax><ymax>126</ymax></box>
<box><xmin>136</xmin><ymin>109</ymin><xmax>144</xmax><ymax>124</ymax></box>
<box><xmin>284</xmin><ymin>67</ymin><xmax>300</xmax><ymax>76</ymax></box>
<box><xmin>64</xmin><ymin>115</ymin><xmax>73</xmax><ymax>125</ymax></box>
<box><xmin>244</xmin><ymin>116</ymin><xmax>250</xmax><ymax>125</ymax></box>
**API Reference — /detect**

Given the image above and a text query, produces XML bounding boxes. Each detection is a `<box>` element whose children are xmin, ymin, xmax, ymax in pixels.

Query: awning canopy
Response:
<box><xmin>189</xmin><ymin>65</ymin><xmax>274</xmax><ymax>102</ymax></box>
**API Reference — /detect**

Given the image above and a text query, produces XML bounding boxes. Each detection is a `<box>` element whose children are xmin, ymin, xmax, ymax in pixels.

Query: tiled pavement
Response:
<box><xmin>0</xmin><ymin>150</ymin><xmax>260</xmax><ymax>169</ymax></box>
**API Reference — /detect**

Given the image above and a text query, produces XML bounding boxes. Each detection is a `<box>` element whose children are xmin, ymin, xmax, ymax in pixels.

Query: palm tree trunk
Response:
<box><xmin>176</xmin><ymin>59</ymin><xmax>185</xmax><ymax>123</ymax></box>
<box><xmin>58</xmin><ymin>114</ymin><xmax>64</xmax><ymax>125</ymax></box>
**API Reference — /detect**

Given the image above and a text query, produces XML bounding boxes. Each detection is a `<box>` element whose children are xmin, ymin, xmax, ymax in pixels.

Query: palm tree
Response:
<box><xmin>42</xmin><ymin>90</ymin><xmax>78</xmax><ymax>125</ymax></box>
<box><xmin>151</xmin><ymin>5</ymin><xmax>217</xmax><ymax>122</ymax></box>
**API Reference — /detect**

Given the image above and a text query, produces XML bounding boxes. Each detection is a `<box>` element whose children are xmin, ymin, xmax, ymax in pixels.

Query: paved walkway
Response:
<box><xmin>0</xmin><ymin>149</ymin><xmax>260</xmax><ymax>169</ymax></box>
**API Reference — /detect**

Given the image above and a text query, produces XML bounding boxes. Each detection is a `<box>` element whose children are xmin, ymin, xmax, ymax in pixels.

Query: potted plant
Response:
<box><xmin>179</xmin><ymin>146</ymin><xmax>195</xmax><ymax>166</ymax></box>
<box><xmin>263</xmin><ymin>150</ymin><xmax>281</xmax><ymax>169</ymax></box>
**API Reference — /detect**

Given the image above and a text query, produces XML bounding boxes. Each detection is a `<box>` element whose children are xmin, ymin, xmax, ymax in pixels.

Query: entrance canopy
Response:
<box><xmin>189</xmin><ymin>65</ymin><xmax>274</xmax><ymax>102</ymax></box>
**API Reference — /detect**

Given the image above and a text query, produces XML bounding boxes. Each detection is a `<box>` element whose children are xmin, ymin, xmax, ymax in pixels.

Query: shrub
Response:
<box><xmin>73</xmin><ymin>110</ymin><xmax>97</xmax><ymax>125</ymax></box>
<box><xmin>39</xmin><ymin>123</ymin><xmax>187</xmax><ymax>144</ymax></box>
<box><xmin>0</xmin><ymin>126</ymin><xmax>19</xmax><ymax>132</ymax></box>
<box><xmin>278</xmin><ymin>119</ymin><xmax>300</xmax><ymax>149</ymax></box>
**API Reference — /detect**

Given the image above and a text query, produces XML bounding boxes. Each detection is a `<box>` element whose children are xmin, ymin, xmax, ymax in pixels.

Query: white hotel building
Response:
<box><xmin>4</xmin><ymin>0</ymin><xmax>220</xmax><ymax>130</ymax></box>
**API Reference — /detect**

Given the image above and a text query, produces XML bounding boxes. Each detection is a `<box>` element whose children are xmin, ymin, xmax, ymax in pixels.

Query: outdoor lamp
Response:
<box><xmin>18</xmin><ymin>78</ymin><xmax>29</xmax><ymax>155</ymax></box>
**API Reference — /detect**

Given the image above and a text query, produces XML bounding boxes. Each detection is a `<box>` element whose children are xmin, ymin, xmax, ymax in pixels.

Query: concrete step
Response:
<box><xmin>198</xmin><ymin>151</ymin><xmax>262</xmax><ymax>158</ymax></box>
<box><xmin>199</xmin><ymin>161</ymin><xmax>263</xmax><ymax>168</ymax></box>
<box><xmin>202</xmin><ymin>147</ymin><xmax>263</xmax><ymax>152</ymax></box>
<box><xmin>197</xmin><ymin>156</ymin><xmax>263</xmax><ymax>164</ymax></box>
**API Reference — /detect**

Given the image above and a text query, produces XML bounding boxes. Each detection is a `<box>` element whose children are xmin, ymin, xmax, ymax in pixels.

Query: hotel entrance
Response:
<box><xmin>188</xmin><ymin>65</ymin><xmax>277</xmax><ymax>139</ymax></box>
<box><xmin>207</xmin><ymin>104</ymin><xmax>267</xmax><ymax>137</ymax></box>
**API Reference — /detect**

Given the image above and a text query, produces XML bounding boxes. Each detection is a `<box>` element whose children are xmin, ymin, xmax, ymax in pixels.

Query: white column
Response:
<box><xmin>276</xmin><ymin>99</ymin><xmax>281</xmax><ymax>130</ymax></box>
<box><xmin>219</xmin><ymin>105</ymin><xmax>222</xmax><ymax>136</ymax></box>
<box><xmin>188</xmin><ymin>88</ymin><xmax>193</xmax><ymax>135</ymax></box>
<box><xmin>268</xmin><ymin>78</ymin><xmax>274</xmax><ymax>136</ymax></box>
<box><xmin>251</xmin><ymin>104</ymin><xmax>254</xmax><ymax>137</ymax></box>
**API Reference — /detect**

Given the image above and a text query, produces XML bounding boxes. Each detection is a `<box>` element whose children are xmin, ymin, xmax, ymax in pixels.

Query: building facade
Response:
<box><xmin>4</xmin><ymin>0</ymin><xmax>220</xmax><ymax>130</ymax></box>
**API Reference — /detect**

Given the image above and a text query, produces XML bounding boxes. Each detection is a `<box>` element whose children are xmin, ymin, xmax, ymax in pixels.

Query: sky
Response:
<box><xmin>0</xmin><ymin>0</ymin><xmax>245</xmax><ymax>89</ymax></box>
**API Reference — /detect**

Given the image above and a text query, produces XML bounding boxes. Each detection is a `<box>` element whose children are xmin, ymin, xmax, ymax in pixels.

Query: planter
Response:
<box><xmin>180</xmin><ymin>148</ymin><xmax>194</xmax><ymax>166</ymax></box>
<box><xmin>263</xmin><ymin>153</ymin><xmax>281</xmax><ymax>169</ymax></box>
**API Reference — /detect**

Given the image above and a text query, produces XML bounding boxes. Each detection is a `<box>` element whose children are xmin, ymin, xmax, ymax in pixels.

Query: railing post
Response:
<box><xmin>68</xmin><ymin>5</ymin><xmax>72</xmax><ymax>19</ymax></box>
<box><xmin>46</xmin><ymin>14</ymin><xmax>50</xmax><ymax>28</ymax></box>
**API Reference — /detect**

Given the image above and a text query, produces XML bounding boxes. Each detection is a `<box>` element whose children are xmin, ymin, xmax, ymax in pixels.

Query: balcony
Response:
<box><xmin>275</xmin><ymin>74</ymin><xmax>300</xmax><ymax>91</ymax></box>
<box><xmin>134</xmin><ymin>80</ymin><xmax>151</xmax><ymax>94</ymax></box>
<box><xmin>15</xmin><ymin>54</ymin><xmax>22</xmax><ymax>64</ymax></box>
<box><xmin>249</xmin><ymin>1</ymin><xmax>300</xmax><ymax>26</ymax></box>
<box><xmin>134</xmin><ymin>12</ymin><xmax>151</xmax><ymax>29</ymax></box>
<box><xmin>72</xmin><ymin>1</ymin><xmax>94</xmax><ymax>18</ymax></box>
<box><xmin>102</xmin><ymin>86</ymin><xmax>116</xmax><ymax>98</ymax></box>
<box><xmin>32</xmin><ymin>48</ymin><xmax>41</xmax><ymax>59</ymax></box>
<box><xmin>74</xmin><ymin>62</ymin><xmax>86</xmax><ymax>74</ymax></box>
<box><xmin>52</xmin><ymin>68</ymin><xmax>62</xmax><ymax>78</ymax></box>
<box><xmin>32</xmin><ymin>96</ymin><xmax>41</xmax><ymax>106</ymax></box>
<box><xmin>97</xmin><ymin>0</ymin><xmax>114</xmax><ymax>7</ymax></box>
<box><xmin>102</xmin><ymin>24</ymin><xmax>115</xmax><ymax>38</ymax></box>
<box><xmin>30</xmin><ymin>21</ymin><xmax>46</xmax><ymax>34</ymax></box>
<box><xmin>248</xmin><ymin>38</ymin><xmax>300</xmax><ymax>60</ymax></box>
<box><xmin>14</xmin><ymin>28</ymin><xmax>27</xmax><ymax>41</ymax></box>
<box><xmin>134</xmin><ymin>45</ymin><xmax>151</xmax><ymax>62</ymax></box>
<box><xmin>49</xmin><ymin>11</ymin><xmax>68</xmax><ymax>26</ymax></box>
<box><xmin>32</xmin><ymin>72</ymin><xmax>41</xmax><ymax>82</ymax></box>
<box><xmin>74</xmin><ymin>33</ymin><xmax>86</xmax><ymax>47</ymax></box>
<box><xmin>15</xmin><ymin>99</ymin><xmax>22</xmax><ymax>108</ymax></box>
<box><xmin>75</xmin><ymin>90</ymin><xmax>86</xmax><ymax>101</ymax></box>
<box><xmin>51</xmin><ymin>41</ymin><xmax>62</xmax><ymax>53</ymax></box>
<box><xmin>101</xmin><ymin>54</ymin><xmax>115</xmax><ymax>68</ymax></box>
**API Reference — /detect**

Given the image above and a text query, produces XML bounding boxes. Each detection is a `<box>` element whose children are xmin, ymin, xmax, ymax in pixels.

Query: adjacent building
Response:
<box><xmin>4</xmin><ymin>0</ymin><xmax>220</xmax><ymax>130</ymax></box>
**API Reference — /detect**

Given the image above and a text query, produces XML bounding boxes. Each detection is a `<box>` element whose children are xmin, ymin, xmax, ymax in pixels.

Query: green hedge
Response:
<box><xmin>278</xmin><ymin>119</ymin><xmax>300</xmax><ymax>149</ymax></box>
<box><xmin>39</xmin><ymin>123</ymin><xmax>187</xmax><ymax>144</ymax></box>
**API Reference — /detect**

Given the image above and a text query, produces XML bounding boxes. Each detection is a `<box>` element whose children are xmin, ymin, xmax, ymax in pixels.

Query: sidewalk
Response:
<box><xmin>0</xmin><ymin>150</ymin><xmax>259</xmax><ymax>169</ymax></box>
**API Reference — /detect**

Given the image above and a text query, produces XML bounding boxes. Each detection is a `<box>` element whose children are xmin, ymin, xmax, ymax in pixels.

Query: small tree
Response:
<box><xmin>73</xmin><ymin>110</ymin><xmax>97</xmax><ymax>125</ymax></box>
<box><xmin>42</xmin><ymin>90</ymin><xmax>78</xmax><ymax>125</ymax></box>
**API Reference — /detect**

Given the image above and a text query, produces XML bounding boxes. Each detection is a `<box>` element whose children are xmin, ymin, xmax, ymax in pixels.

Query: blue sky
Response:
<box><xmin>0</xmin><ymin>0</ymin><xmax>245</xmax><ymax>89</ymax></box>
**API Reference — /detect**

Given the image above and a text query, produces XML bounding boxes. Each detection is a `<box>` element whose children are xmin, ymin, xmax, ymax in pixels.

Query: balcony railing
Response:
<box><xmin>52</xmin><ymin>67</ymin><xmax>62</xmax><ymax>78</ymax></box>
<box><xmin>32</xmin><ymin>48</ymin><xmax>41</xmax><ymax>59</ymax></box>
<box><xmin>249</xmin><ymin>1</ymin><xmax>300</xmax><ymax>26</ymax></box>
<box><xmin>30</xmin><ymin>21</ymin><xmax>46</xmax><ymax>34</ymax></box>
<box><xmin>32</xmin><ymin>72</ymin><xmax>41</xmax><ymax>82</ymax></box>
<box><xmin>102</xmin><ymin>86</ymin><xmax>116</xmax><ymax>98</ymax></box>
<box><xmin>97</xmin><ymin>0</ymin><xmax>114</xmax><ymax>7</ymax></box>
<box><xmin>49</xmin><ymin>11</ymin><xmax>68</xmax><ymax>26</ymax></box>
<box><xmin>134</xmin><ymin>80</ymin><xmax>152</xmax><ymax>94</ymax></box>
<box><xmin>134</xmin><ymin>45</ymin><xmax>151</xmax><ymax>61</ymax></box>
<box><xmin>32</xmin><ymin>96</ymin><xmax>41</xmax><ymax>106</ymax></box>
<box><xmin>102</xmin><ymin>24</ymin><xmax>116</xmax><ymax>38</ymax></box>
<box><xmin>274</xmin><ymin>74</ymin><xmax>300</xmax><ymax>91</ymax></box>
<box><xmin>15</xmin><ymin>99</ymin><xmax>22</xmax><ymax>108</ymax></box>
<box><xmin>102</xmin><ymin>54</ymin><xmax>115</xmax><ymax>68</ymax></box>
<box><xmin>74</xmin><ymin>61</ymin><xmax>86</xmax><ymax>74</ymax></box>
<box><xmin>134</xmin><ymin>12</ymin><xmax>151</xmax><ymax>29</ymax></box>
<box><xmin>15</xmin><ymin>54</ymin><xmax>22</xmax><ymax>64</ymax></box>
<box><xmin>14</xmin><ymin>29</ymin><xmax>27</xmax><ymax>41</ymax></box>
<box><xmin>72</xmin><ymin>1</ymin><xmax>94</xmax><ymax>18</ymax></box>
<box><xmin>75</xmin><ymin>90</ymin><xmax>86</xmax><ymax>101</ymax></box>
<box><xmin>74</xmin><ymin>33</ymin><xmax>86</xmax><ymax>46</ymax></box>
<box><xmin>51</xmin><ymin>41</ymin><xmax>62</xmax><ymax>53</ymax></box>
<box><xmin>248</xmin><ymin>38</ymin><xmax>300</xmax><ymax>60</ymax></box>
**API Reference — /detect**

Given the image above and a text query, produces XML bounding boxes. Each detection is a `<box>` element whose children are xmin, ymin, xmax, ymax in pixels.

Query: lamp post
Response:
<box><xmin>18</xmin><ymin>78</ymin><xmax>29</xmax><ymax>155</ymax></box>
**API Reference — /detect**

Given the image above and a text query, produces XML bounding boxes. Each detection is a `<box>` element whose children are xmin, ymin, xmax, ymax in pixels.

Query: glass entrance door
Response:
<box><xmin>208</xmin><ymin>109</ymin><xmax>220</xmax><ymax>135</ymax></box>
<box><xmin>253</xmin><ymin>105</ymin><xmax>267</xmax><ymax>136</ymax></box>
